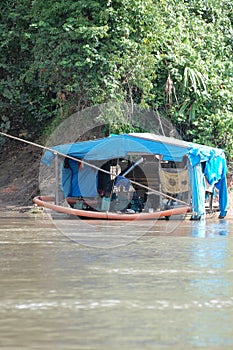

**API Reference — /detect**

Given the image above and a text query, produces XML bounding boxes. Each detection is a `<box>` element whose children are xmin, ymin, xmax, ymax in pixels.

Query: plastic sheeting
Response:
<box><xmin>204</xmin><ymin>155</ymin><xmax>228</xmax><ymax>217</ymax></box>
<box><xmin>62</xmin><ymin>159</ymin><xmax>98</xmax><ymax>198</ymax></box>
<box><xmin>42</xmin><ymin>134</ymin><xmax>190</xmax><ymax>165</ymax></box>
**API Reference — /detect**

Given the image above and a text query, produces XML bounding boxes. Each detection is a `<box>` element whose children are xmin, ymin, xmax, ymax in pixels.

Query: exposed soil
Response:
<box><xmin>0</xmin><ymin>140</ymin><xmax>42</xmax><ymax>211</ymax></box>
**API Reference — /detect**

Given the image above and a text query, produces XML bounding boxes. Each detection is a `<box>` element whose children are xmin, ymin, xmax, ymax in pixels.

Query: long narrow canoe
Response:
<box><xmin>33</xmin><ymin>196</ymin><xmax>190</xmax><ymax>220</ymax></box>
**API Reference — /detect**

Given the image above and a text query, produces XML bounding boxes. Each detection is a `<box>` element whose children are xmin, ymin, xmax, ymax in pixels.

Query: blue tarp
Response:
<box><xmin>62</xmin><ymin>159</ymin><xmax>98</xmax><ymax>198</ymax></box>
<box><xmin>42</xmin><ymin>134</ymin><xmax>191</xmax><ymax>165</ymax></box>
<box><xmin>42</xmin><ymin>133</ymin><xmax>229</xmax><ymax>218</ymax></box>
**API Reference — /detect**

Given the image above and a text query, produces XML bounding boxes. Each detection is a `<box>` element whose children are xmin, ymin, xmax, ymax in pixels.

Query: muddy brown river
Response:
<box><xmin>0</xmin><ymin>211</ymin><xmax>233</xmax><ymax>349</ymax></box>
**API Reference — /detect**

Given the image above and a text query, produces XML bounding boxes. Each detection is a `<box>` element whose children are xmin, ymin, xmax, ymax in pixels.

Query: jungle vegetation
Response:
<box><xmin>0</xmin><ymin>0</ymin><xmax>233</xmax><ymax>165</ymax></box>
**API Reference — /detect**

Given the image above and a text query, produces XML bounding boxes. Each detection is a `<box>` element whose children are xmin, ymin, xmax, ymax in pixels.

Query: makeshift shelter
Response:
<box><xmin>42</xmin><ymin>133</ymin><xmax>229</xmax><ymax>219</ymax></box>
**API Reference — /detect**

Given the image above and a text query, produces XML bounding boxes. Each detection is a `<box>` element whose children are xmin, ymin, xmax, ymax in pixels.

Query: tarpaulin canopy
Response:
<box><xmin>42</xmin><ymin>133</ymin><xmax>229</xmax><ymax>218</ymax></box>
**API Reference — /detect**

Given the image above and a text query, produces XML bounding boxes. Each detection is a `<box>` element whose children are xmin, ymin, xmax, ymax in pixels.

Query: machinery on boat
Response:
<box><xmin>34</xmin><ymin>133</ymin><xmax>229</xmax><ymax>220</ymax></box>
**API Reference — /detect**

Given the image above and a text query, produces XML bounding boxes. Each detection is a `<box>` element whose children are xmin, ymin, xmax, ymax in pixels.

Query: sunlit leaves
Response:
<box><xmin>0</xmin><ymin>0</ymin><xmax>233</xmax><ymax>162</ymax></box>
<box><xmin>183</xmin><ymin>67</ymin><xmax>207</xmax><ymax>94</ymax></box>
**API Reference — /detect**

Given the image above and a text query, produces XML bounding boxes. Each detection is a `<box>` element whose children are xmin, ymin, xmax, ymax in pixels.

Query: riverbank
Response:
<box><xmin>0</xmin><ymin>141</ymin><xmax>41</xmax><ymax>210</ymax></box>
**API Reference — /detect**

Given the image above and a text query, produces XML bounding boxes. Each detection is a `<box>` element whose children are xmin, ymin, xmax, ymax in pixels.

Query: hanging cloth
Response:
<box><xmin>160</xmin><ymin>169</ymin><xmax>189</xmax><ymax>194</ymax></box>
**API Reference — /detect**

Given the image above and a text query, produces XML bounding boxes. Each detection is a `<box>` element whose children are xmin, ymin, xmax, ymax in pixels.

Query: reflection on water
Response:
<box><xmin>49</xmin><ymin>210</ymin><xmax>189</xmax><ymax>248</ymax></box>
<box><xmin>191</xmin><ymin>219</ymin><xmax>229</xmax><ymax>237</ymax></box>
<box><xmin>0</xmin><ymin>212</ymin><xmax>233</xmax><ymax>349</ymax></box>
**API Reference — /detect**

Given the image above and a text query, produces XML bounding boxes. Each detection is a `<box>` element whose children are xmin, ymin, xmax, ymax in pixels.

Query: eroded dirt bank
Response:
<box><xmin>0</xmin><ymin>141</ymin><xmax>42</xmax><ymax>210</ymax></box>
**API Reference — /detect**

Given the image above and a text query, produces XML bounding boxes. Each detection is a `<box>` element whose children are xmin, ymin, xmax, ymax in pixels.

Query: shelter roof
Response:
<box><xmin>42</xmin><ymin>133</ymin><xmax>225</xmax><ymax>167</ymax></box>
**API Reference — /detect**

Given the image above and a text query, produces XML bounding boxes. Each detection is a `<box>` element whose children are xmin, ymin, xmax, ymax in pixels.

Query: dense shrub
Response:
<box><xmin>0</xmin><ymin>0</ymin><xmax>232</xmax><ymax>163</ymax></box>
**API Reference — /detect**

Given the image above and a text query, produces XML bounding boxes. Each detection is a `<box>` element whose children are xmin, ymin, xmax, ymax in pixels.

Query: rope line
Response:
<box><xmin>0</xmin><ymin>131</ymin><xmax>189</xmax><ymax>205</ymax></box>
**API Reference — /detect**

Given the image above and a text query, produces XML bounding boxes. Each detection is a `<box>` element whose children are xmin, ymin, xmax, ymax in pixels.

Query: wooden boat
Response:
<box><xmin>35</xmin><ymin>133</ymin><xmax>229</xmax><ymax>220</ymax></box>
<box><xmin>33</xmin><ymin>195</ymin><xmax>190</xmax><ymax>220</ymax></box>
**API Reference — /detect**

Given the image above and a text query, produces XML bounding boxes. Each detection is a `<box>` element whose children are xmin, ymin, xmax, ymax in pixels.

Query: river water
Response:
<box><xmin>0</xmin><ymin>211</ymin><xmax>233</xmax><ymax>350</ymax></box>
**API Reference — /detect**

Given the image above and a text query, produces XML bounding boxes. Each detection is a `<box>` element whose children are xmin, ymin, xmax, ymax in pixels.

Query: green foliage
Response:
<box><xmin>0</xmin><ymin>0</ymin><xmax>232</xmax><ymax>163</ymax></box>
